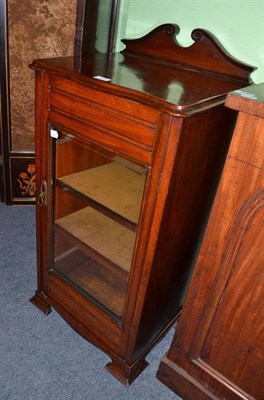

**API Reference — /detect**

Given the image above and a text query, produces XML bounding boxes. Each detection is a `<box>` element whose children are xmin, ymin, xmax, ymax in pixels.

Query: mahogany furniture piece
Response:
<box><xmin>29</xmin><ymin>24</ymin><xmax>254</xmax><ymax>386</ymax></box>
<box><xmin>157</xmin><ymin>82</ymin><xmax>264</xmax><ymax>399</ymax></box>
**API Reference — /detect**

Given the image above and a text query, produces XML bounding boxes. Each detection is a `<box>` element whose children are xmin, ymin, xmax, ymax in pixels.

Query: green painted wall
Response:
<box><xmin>116</xmin><ymin>0</ymin><xmax>264</xmax><ymax>83</ymax></box>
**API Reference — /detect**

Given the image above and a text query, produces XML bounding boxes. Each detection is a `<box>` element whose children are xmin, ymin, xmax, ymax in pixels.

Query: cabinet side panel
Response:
<box><xmin>159</xmin><ymin>110</ymin><xmax>264</xmax><ymax>400</ymax></box>
<box><xmin>132</xmin><ymin>106</ymin><xmax>236</xmax><ymax>362</ymax></box>
<box><xmin>200</xmin><ymin>202</ymin><xmax>264</xmax><ymax>398</ymax></box>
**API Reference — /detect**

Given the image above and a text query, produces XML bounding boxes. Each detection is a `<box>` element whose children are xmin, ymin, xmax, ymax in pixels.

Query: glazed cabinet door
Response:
<box><xmin>49</xmin><ymin>129</ymin><xmax>148</xmax><ymax>323</ymax></box>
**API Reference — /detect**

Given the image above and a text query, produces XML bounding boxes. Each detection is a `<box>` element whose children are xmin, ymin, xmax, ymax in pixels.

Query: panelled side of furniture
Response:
<box><xmin>157</xmin><ymin>82</ymin><xmax>264</xmax><ymax>399</ymax></box>
<box><xmin>29</xmin><ymin>24</ymin><xmax>254</xmax><ymax>386</ymax></box>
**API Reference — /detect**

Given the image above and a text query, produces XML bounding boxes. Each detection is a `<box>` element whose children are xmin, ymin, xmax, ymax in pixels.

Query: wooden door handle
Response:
<box><xmin>39</xmin><ymin>180</ymin><xmax>47</xmax><ymax>206</ymax></box>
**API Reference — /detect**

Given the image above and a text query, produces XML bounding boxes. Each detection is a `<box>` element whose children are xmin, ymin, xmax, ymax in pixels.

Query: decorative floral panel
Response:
<box><xmin>8</xmin><ymin>0</ymin><xmax>77</xmax><ymax>151</ymax></box>
<box><xmin>10</xmin><ymin>156</ymin><xmax>36</xmax><ymax>199</ymax></box>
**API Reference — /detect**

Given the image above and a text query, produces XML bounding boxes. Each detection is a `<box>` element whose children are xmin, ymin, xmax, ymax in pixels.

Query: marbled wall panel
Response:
<box><xmin>8</xmin><ymin>0</ymin><xmax>77</xmax><ymax>151</ymax></box>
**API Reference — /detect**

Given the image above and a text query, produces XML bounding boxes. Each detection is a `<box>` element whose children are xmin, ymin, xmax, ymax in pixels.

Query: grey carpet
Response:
<box><xmin>0</xmin><ymin>203</ymin><xmax>181</xmax><ymax>400</ymax></box>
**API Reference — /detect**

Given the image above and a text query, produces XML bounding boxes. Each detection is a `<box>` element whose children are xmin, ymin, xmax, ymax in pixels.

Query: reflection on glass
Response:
<box><xmin>51</xmin><ymin>134</ymin><xmax>147</xmax><ymax>322</ymax></box>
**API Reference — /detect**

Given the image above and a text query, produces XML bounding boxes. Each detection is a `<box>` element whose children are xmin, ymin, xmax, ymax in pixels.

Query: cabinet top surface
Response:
<box><xmin>31</xmin><ymin>24</ymin><xmax>254</xmax><ymax>115</ymax></box>
<box><xmin>30</xmin><ymin>53</ymin><xmax>245</xmax><ymax>114</ymax></box>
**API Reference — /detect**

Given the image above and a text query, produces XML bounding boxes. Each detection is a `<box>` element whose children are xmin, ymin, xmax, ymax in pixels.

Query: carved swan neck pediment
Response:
<box><xmin>121</xmin><ymin>23</ymin><xmax>255</xmax><ymax>83</ymax></box>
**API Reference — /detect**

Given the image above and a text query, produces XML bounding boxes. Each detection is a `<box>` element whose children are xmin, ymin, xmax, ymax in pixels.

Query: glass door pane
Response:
<box><xmin>51</xmin><ymin>132</ymin><xmax>147</xmax><ymax>322</ymax></box>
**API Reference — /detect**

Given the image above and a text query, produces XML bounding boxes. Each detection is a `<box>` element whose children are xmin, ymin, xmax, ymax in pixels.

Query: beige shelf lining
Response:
<box><xmin>58</xmin><ymin>161</ymin><xmax>146</xmax><ymax>223</ymax></box>
<box><xmin>55</xmin><ymin>207</ymin><xmax>136</xmax><ymax>272</ymax></box>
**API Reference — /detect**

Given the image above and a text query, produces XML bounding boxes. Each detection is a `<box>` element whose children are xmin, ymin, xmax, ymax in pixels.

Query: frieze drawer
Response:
<box><xmin>49</xmin><ymin>75</ymin><xmax>158</xmax><ymax>149</ymax></box>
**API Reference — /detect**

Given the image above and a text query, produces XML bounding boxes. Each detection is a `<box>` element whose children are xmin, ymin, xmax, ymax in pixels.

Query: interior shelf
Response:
<box><xmin>67</xmin><ymin>258</ymin><xmax>128</xmax><ymax>318</ymax></box>
<box><xmin>57</xmin><ymin>160</ymin><xmax>146</xmax><ymax>225</ymax></box>
<box><xmin>55</xmin><ymin>206</ymin><xmax>136</xmax><ymax>272</ymax></box>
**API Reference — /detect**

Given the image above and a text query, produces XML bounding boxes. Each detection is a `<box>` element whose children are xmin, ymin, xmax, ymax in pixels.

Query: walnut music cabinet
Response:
<box><xmin>157</xmin><ymin>82</ymin><xmax>264</xmax><ymax>399</ymax></box>
<box><xmin>29</xmin><ymin>24</ymin><xmax>254</xmax><ymax>386</ymax></box>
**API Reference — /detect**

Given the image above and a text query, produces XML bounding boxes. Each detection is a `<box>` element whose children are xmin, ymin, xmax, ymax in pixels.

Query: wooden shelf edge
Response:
<box><xmin>54</xmin><ymin>223</ymin><xmax>130</xmax><ymax>279</ymax></box>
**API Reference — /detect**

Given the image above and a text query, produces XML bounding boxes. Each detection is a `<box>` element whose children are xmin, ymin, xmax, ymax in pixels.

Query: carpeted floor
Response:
<box><xmin>0</xmin><ymin>203</ymin><xmax>181</xmax><ymax>400</ymax></box>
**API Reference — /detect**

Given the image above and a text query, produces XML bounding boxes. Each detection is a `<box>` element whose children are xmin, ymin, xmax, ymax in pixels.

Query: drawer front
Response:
<box><xmin>49</xmin><ymin>75</ymin><xmax>158</xmax><ymax>150</ymax></box>
<box><xmin>48</xmin><ymin>109</ymin><xmax>153</xmax><ymax>166</ymax></box>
